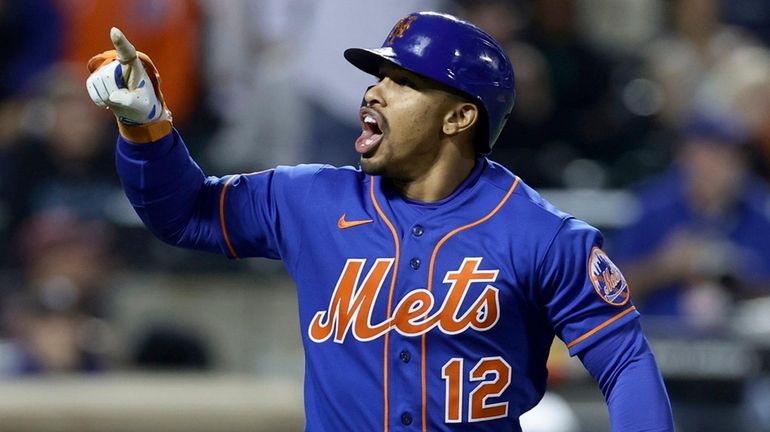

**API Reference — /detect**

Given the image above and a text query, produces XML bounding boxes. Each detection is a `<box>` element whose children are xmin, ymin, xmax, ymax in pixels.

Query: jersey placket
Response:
<box><xmin>388</xmin><ymin>220</ymin><xmax>432</xmax><ymax>431</ymax></box>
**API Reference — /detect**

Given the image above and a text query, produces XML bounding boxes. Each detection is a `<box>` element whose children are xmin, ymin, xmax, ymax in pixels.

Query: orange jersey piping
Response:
<box><xmin>218</xmin><ymin>170</ymin><xmax>273</xmax><ymax>260</ymax></box>
<box><xmin>219</xmin><ymin>176</ymin><xmax>240</xmax><ymax>259</ymax></box>
<box><xmin>370</xmin><ymin>177</ymin><xmax>401</xmax><ymax>432</ymax></box>
<box><xmin>566</xmin><ymin>305</ymin><xmax>637</xmax><ymax>349</ymax></box>
<box><xmin>422</xmin><ymin>176</ymin><xmax>520</xmax><ymax>431</ymax></box>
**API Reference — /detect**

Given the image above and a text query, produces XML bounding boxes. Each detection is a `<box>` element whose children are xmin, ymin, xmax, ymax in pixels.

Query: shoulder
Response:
<box><xmin>482</xmin><ymin>159</ymin><xmax>602</xmax><ymax>255</ymax></box>
<box><xmin>268</xmin><ymin>163</ymin><xmax>366</xmax><ymax>186</ymax></box>
<box><xmin>482</xmin><ymin>159</ymin><xmax>579</xmax><ymax>232</ymax></box>
<box><xmin>275</xmin><ymin>163</ymin><xmax>364</xmax><ymax>179</ymax></box>
<box><xmin>264</xmin><ymin>164</ymin><xmax>370</xmax><ymax>206</ymax></box>
<box><xmin>228</xmin><ymin>164</ymin><xmax>366</xmax><ymax>202</ymax></box>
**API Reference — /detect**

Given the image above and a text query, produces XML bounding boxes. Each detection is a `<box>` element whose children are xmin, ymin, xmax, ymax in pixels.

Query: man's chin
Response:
<box><xmin>360</xmin><ymin>156</ymin><xmax>386</xmax><ymax>176</ymax></box>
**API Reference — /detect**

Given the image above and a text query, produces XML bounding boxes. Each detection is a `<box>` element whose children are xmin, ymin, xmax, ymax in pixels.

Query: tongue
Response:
<box><xmin>355</xmin><ymin>129</ymin><xmax>383</xmax><ymax>154</ymax></box>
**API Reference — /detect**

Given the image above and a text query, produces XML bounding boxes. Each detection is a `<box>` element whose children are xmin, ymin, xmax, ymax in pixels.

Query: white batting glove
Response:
<box><xmin>86</xmin><ymin>28</ymin><xmax>166</xmax><ymax>125</ymax></box>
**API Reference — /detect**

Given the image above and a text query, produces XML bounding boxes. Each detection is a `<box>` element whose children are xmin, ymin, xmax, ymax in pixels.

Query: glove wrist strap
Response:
<box><xmin>118</xmin><ymin>118</ymin><xmax>173</xmax><ymax>143</ymax></box>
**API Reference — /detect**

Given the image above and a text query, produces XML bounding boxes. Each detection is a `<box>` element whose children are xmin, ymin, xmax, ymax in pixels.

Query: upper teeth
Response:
<box><xmin>364</xmin><ymin>115</ymin><xmax>376</xmax><ymax>124</ymax></box>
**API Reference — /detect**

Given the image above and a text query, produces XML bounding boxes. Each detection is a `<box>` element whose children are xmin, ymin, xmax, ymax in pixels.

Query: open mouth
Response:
<box><xmin>355</xmin><ymin>107</ymin><xmax>384</xmax><ymax>155</ymax></box>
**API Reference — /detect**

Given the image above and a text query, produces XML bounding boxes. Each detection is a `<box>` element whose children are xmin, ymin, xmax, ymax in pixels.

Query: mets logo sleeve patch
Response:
<box><xmin>588</xmin><ymin>247</ymin><xmax>630</xmax><ymax>306</ymax></box>
<box><xmin>538</xmin><ymin>218</ymin><xmax>639</xmax><ymax>356</ymax></box>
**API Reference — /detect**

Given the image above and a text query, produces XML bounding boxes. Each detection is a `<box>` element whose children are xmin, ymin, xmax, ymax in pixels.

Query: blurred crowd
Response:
<box><xmin>1</xmin><ymin>0</ymin><xmax>770</xmax><ymax>429</ymax></box>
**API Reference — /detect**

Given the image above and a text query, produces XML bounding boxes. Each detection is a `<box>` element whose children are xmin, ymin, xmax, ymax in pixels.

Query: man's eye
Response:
<box><xmin>395</xmin><ymin>77</ymin><xmax>415</xmax><ymax>88</ymax></box>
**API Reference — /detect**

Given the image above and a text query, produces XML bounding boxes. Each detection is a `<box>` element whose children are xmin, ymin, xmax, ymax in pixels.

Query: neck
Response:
<box><xmin>391</xmin><ymin>141</ymin><xmax>477</xmax><ymax>202</ymax></box>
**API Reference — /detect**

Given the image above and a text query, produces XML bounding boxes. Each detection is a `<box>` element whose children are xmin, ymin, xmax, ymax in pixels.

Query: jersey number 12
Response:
<box><xmin>441</xmin><ymin>356</ymin><xmax>512</xmax><ymax>423</ymax></box>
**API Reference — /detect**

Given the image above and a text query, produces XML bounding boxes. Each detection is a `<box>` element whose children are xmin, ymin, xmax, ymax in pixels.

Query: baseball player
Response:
<box><xmin>86</xmin><ymin>12</ymin><xmax>674</xmax><ymax>432</ymax></box>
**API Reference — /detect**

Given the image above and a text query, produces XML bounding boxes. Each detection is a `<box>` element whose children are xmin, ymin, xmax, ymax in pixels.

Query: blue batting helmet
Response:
<box><xmin>344</xmin><ymin>11</ymin><xmax>516</xmax><ymax>153</ymax></box>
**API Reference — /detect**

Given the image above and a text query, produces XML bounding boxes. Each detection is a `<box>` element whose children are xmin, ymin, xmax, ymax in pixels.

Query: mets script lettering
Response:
<box><xmin>308</xmin><ymin>257</ymin><xmax>500</xmax><ymax>343</ymax></box>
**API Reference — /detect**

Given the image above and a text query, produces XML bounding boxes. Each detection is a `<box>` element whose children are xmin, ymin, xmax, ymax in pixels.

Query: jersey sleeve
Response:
<box><xmin>116</xmin><ymin>128</ymin><xmax>321</xmax><ymax>261</ymax></box>
<box><xmin>538</xmin><ymin>218</ymin><xmax>640</xmax><ymax>356</ymax></box>
<box><xmin>578</xmin><ymin>320</ymin><xmax>674</xmax><ymax>431</ymax></box>
<box><xmin>216</xmin><ymin>163</ymin><xmax>323</xmax><ymax>261</ymax></box>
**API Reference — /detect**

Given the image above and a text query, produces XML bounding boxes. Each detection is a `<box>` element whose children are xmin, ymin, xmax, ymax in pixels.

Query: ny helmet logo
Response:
<box><xmin>385</xmin><ymin>15</ymin><xmax>417</xmax><ymax>46</ymax></box>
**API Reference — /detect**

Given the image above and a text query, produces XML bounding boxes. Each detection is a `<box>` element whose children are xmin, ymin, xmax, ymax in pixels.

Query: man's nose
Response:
<box><xmin>363</xmin><ymin>82</ymin><xmax>385</xmax><ymax>107</ymax></box>
<box><xmin>361</xmin><ymin>85</ymin><xmax>374</xmax><ymax>107</ymax></box>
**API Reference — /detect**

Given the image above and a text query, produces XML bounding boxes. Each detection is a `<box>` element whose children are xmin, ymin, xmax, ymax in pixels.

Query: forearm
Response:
<box><xmin>579</xmin><ymin>321</ymin><xmax>674</xmax><ymax>431</ymax></box>
<box><xmin>605</xmin><ymin>350</ymin><xmax>673</xmax><ymax>431</ymax></box>
<box><xmin>116</xmin><ymin>129</ymin><xmax>224</xmax><ymax>253</ymax></box>
<box><xmin>89</xmin><ymin>30</ymin><xmax>234</xmax><ymax>256</ymax></box>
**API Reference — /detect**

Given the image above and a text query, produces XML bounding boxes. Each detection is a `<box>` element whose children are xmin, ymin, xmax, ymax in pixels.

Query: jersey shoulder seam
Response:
<box><xmin>285</xmin><ymin>164</ymin><xmax>327</xmax><ymax>276</ymax></box>
<box><xmin>479</xmin><ymin>176</ymin><xmax>514</xmax><ymax>194</ymax></box>
<box><xmin>533</xmin><ymin>215</ymin><xmax>575</xmax><ymax>282</ymax></box>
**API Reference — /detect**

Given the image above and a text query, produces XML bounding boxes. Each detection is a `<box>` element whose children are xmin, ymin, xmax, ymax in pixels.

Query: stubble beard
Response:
<box><xmin>360</xmin><ymin>156</ymin><xmax>387</xmax><ymax>176</ymax></box>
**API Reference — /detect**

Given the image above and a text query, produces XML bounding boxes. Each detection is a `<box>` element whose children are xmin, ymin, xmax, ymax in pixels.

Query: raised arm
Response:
<box><xmin>85</xmin><ymin>28</ymin><xmax>291</xmax><ymax>259</ymax></box>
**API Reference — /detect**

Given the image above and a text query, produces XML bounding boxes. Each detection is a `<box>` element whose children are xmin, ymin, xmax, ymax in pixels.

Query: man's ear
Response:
<box><xmin>443</xmin><ymin>102</ymin><xmax>478</xmax><ymax>136</ymax></box>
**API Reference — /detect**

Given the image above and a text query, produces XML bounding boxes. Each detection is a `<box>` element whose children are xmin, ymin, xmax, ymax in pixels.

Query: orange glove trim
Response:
<box><xmin>118</xmin><ymin>119</ymin><xmax>174</xmax><ymax>143</ymax></box>
<box><xmin>88</xmin><ymin>49</ymin><xmax>173</xmax><ymax>143</ymax></box>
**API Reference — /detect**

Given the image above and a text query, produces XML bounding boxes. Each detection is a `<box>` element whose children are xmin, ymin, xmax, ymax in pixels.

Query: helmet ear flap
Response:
<box><xmin>474</xmin><ymin>107</ymin><xmax>491</xmax><ymax>154</ymax></box>
<box><xmin>345</xmin><ymin>11</ymin><xmax>515</xmax><ymax>153</ymax></box>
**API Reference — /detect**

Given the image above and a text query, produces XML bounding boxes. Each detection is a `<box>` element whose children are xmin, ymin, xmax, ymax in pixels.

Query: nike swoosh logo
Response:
<box><xmin>338</xmin><ymin>213</ymin><xmax>373</xmax><ymax>229</ymax></box>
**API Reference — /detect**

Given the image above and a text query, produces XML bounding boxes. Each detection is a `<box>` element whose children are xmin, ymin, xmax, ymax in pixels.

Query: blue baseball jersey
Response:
<box><xmin>117</xmin><ymin>130</ymin><xmax>643</xmax><ymax>431</ymax></box>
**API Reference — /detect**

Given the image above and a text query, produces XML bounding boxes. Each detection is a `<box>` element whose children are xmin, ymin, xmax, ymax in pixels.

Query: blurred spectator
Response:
<box><xmin>16</xmin><ymin>209</ymin><xmax>114</xmax><ymax>315</ymax></box>
<box><xmin>1</xmin><ymin>209</ymin><xmax>116</xmax><ymax>375</ymax></box>
<box><xmin>3</xmin><ymin>295</ymin><xmax>106</xmax><ymax>374</ymax></box>
<box><xmin>451</xmin><ymin>1</ymin><xmax>564</xmax><ymax>188</ymax></box>
<box><xmin>493</xmin><ymin>41</ymin><xmax>558</xmax><ymax>187</ymax></box>
<box><xmin>612</xmin><ymin>110</ymin><xmax>770</xmax><ymax>331</ymax></box>
<box><xmin>0</xmin><ymin>0</ymin><xmax>62</xmax><ymax>100</ymax></box>
<box><xmin>497</xmin><ymin>0</ymin><xmax>620</xmax><ymax>188</ymax></box>
<box><xmin>0</xmin><ymin>97</ymin><xmax>30</xmax><ymax>264</ymax></box>
<box><xmin>200</xmin><ymin>0</ymin><xmax>311</xmax><ymax>171</ymax></box>
<box><xmin>0</xmin><ymin>0</ymin><xmax>64</xmax><ymax>262</ymax></box>
<box><xmin>0</xmin><ymin>62</ymin><xmax>121</xmax><ymax>268</ymax></box>
<box><xmin>0</xmin><ymin>62</ymin><xmax>117</xmax><ymax>254</ymax></box>
<box><xmin>642</xmin><ymin>0</ymin><xmax>758</xmax><ymax>129</ymax></box>
<box><xmin>576</xmin><ymin>0</ymin><xmax>663</xmax><ymax>56</ymax></box>
<box><xmin>695</xmin><ymin>46</ymin><xmax>770</xmax><ymax>181</ymax></box>
<box><xmin>453</xmin><ymin>0</ymin><xmax>524</xmax><ymax>44</ymax></box>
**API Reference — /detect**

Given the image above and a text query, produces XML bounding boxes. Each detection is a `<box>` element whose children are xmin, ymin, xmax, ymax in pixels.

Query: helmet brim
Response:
<box><xmin>344</xmin><ymin>47</ymin><xmax>402</xmax><ymax>78</ymax></box>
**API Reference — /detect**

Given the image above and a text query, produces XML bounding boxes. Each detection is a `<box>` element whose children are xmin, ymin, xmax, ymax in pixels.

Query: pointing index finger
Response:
<box><xmin>110</xmin><ymin>27</ymin><xmax>137</xmax><ymax>64</ymax></box>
